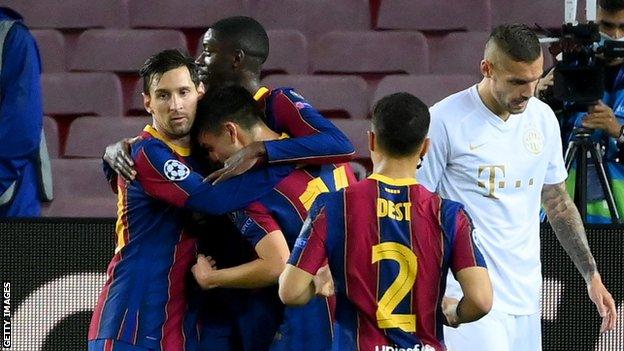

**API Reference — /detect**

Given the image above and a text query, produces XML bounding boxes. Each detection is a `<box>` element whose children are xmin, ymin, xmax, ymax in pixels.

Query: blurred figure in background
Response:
<box><xmin>0</xmin><ymin>7</ymin><xmax>51</xmax><ymax>217</ymax></box>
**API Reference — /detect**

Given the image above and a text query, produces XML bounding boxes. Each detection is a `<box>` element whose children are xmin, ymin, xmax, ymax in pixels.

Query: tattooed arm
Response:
<box><xmin>541</xmin><ymin>182</ymin><xmax>617</xmax><ymax>332</ymax></box>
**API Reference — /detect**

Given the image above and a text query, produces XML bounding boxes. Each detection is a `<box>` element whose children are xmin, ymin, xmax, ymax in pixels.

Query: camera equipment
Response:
<box><xmin>542</xmin><ymin>0</ymin><xmax>621</xmax><ymax>223</ymax></box>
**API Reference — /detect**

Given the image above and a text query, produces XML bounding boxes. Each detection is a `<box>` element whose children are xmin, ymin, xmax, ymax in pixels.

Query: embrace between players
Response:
<box><xmin>88</xmin><ymin>16</ymin><xmax>617</xmax><ymax>351</ymax></box>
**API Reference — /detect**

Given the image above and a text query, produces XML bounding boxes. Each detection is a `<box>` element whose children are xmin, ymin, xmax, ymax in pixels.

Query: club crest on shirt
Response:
<box><xmin>163</xmin><ymin>159</ymin><xmax>190</xmax><ymax>181</ymax></box>
<box><xmin>523</xmin><ymin>129</ymin><xmax>544</xmax><ymax>155</ymax></box>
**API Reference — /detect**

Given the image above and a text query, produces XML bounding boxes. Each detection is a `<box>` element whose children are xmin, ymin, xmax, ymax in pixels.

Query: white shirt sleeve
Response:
<box><xmin>419</xmin><ymin>108</ymin><xmax>450</xmax><ymax>192</ymax></box>
<box><xmin>544</xmin><ymin>109</ymin><xmax>568</xmax><ymax>185</ymax></box>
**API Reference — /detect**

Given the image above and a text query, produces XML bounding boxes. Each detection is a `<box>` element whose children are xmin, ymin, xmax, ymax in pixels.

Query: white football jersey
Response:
<box><xmin>420</xmin><ymin>85</ymin><xmax>568</xmax><ymax>315</ymax></box>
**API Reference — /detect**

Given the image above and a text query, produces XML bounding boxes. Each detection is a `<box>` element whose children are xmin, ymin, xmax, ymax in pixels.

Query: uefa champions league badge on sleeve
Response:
<box><xmin>164</xmin><ymin>159</ymin><xmax>190</xmax><ymax>181</ymax></box>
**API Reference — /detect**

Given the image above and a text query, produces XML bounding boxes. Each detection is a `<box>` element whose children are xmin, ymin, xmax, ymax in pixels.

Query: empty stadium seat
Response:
<box><xmin>429</xmin><ymin>32</ymin><xmax>489</xmax><ymax>75</ymax></box>
<box><xmin>492</xmin><ymin>0</ymin><xmax>565</xmax><ymax>29</ymax></box>
<box><xmin>331</xmin><ymin>119</ymin><xmax>370</xmax><ymax>158</ymax></box>
<box><xmin>373</xmin><ymin>74</ymin><xmax>477</xmax><ymax>108</ymax></box>
<box><xmin>263</xmin><ymin>30</ymin><xmax>308</xmax><ymax>74</ymax></box>
<box><xmin>41</xmin><ymin>73</ymin><xmax>123</xmax><ymax>117</ymax></box>
<box><xmin>70</xmin><ymin>29</ymin><xmax>187</xmax><ymax>72</ymax></box>
<box><xmin>250</xmin><ymin>0</ymin><xmax>370</xmax><ymax>38</ymax></box>
<box><xmin>128</xmin><ymin>82</ymin><xmax>148</xmax><ymax>116</ymax></box>
<box><xmin>3</xmin><ymin>0</ymin><xmax>128</xmax><ymax>29</ymax></box>
<box><xmin>311</xmin><ymin>31</ymin><xmax>428</xmax><ymax>74</ymax></box>
<box><xmin>377</xmin><ymin>0</ymin><xmax>491</xmax><ymax>31</ymax></box>
<box><xmin>43</xmin><ymin>117</ymin><xmax>60</xmax><ymax>158</ymax></box>
<box><xmin>261</xmin><ymin>75</ymin><xmax>369</xmax><ymax>119</ymax></box>
<box><xmin>129</xmin><ymin>0</ymin><xmax>247</xmax><ymax>28</ymax></box>
<box><xmin>31</xmin><ymin>30</ymin><xmax>65</xmax><ymax>72</ymax></box>
<box><xmin>43</xmin><ymin>159</ymin><xmax>117</xmax><ymax>217</ymax></box>
<box><xmin>64</xmin><ymin>117</ymin><xmax>151</xmax><ymax>158</ymax></box>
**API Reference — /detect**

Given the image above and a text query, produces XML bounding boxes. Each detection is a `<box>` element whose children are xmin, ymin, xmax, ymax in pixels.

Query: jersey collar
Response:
<box><xmin>143</xmin><ymin>125</ymin><xmax>191</xmax><ymax>156</ymax></box>
<box><xmin>368</xmin><ymin>173</ymin><xmax>418</xmax><ymax>186</ymax></box>
<box><xmin>253</xmin><ymin>87</ymin><xmax>270</xmax><ymax>101</ymax></box>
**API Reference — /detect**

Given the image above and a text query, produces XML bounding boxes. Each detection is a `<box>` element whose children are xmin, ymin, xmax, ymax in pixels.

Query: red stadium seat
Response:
<box><xmin>41</xmin><ymin>73</ymin><xmax>123</xmax><ymax>117</ymax></box>
<box><xmin>377</xmin><ymin>0</ymin><xmax>491</xmax><ymax>31</ymax></box>
<box><xmin>331</xmin><ymin>119</ymin><xmax>370</xmax><ymax>158</ymax></box>
<box><xmin>31</xmin><ymin>30</ymin><xmax>65</xmax><ymax>72</ymax></box>
<box><xmin>250</xmin><ymin>0</ymin><xmax>370</xmax><ymax>38</ymax></box>
<box><xmin>492</xmin><ymin>0</ymin><xmax>565</xmax><ymax>30</ymax></box>
<box><xmin>129</xmin><ymin>0</ymin><xmax>247</xmax><ymax>28</ymax></box>
<box><xmin>64</xmin><ymin>116</ymin><xmax>151</xmax><ymax>158</ymax></box>
<box><xmin>43</xmin><ymin>116</ymin><xmax>60</xmax><ymax>158</ymax></box>
<box><xmin>261</xmin><ymin>75</ymin><xmax>369</xmax><ymax>119</ymax></box>
<box><xmin>70</xmin><ymin>29</ymin><xmax>187</xmax><ymax>72</ymax></box>
<box><xmin>263</xmin><ymin>30</ymin><xmax>308</xmax><ymax>74</ymax></box>
<box><xmin>43</xmin><ymin>159</ymin><xmax>117</xmax><ymax>217</ymax></box>
<box><xmin>373</xmin><ymin>74</ymin><xmax>477</xmax><ymax>108</ymax></box>
<box><xmin>128</xmin><ymin>81</ymin><xmax>149</xmax><ymax>116</ymax></box>
<box><xmin>311</xmin><ymin>31</ymin><xmax>428</xmax><ymax>74</ymax></box>
<box><xmin>428</xmin><ymin>31</ymin><xmax>489</xmax><ymax>75</ymax></box>
<box><xmin>3</xmin><ymin>0</ymin><xmax>128</xmax><ymax>29</ymax></box>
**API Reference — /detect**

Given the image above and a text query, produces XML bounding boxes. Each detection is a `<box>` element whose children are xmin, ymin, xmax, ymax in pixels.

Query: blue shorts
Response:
<box><xmin>88</xmin><ymin>339</ymin><xmax>152</xmax><ymax>351</ymax></box>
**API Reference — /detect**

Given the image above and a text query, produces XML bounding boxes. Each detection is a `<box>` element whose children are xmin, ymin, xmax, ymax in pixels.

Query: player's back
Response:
<box><xmin>317</xmin><ymin>174</ymin><xmax>479</xmax><ymax>351</ymax></box>
<box><xmin>233</xmin><ymin>162</ymin><xmax>356</xmax><ymax>350</ymax></box>
<box><xmin>89</xmin><ymin>126</ymin><xmax>203</xmax><ymax>350</ymax></box>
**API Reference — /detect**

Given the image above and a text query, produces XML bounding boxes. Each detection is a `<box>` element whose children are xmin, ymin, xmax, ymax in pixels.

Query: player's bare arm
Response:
<box><xmin>541</xmin><ymin>181</ymin><xmax>617</xmax><ymax>332</ymax></box>
<box><xmin>192</xmin><ymin>230</ymin><xmax>290</xmax><ymax>289</ymax></box>
<box><xmin>278</xmin><ymin>265</ymin><xmax>316</xmax><ymax>306</ymax></box>
<box><xmin>103</xmin><ymin>136</ymin><xmax>142</xmax><ymax>181</ymax></box>
<box><xmin>444</xmin><ymin>267</ymin><xmax>492</xmax><ymax>328</ymax></box>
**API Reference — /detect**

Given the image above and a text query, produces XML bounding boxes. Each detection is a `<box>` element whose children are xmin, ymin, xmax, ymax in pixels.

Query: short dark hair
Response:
<box><xmin>488</xmin><ymin>24</ymin><xmax>541</xmax><ymax>62</ymax></box>
<box><xmin>192</xmin><ymin>86</ymin><xmax>264</xmax><ymax>141</ymax></box>
<box><xmin>600</xmin><ymin>0</ymin><xmax>624</xmax><ymax>12</ymax></box>
<box><xmin>139</xmin><ymin>49</ymin><xmax>200</xmax><ymax>93</ymax></box>
<box><xmin>210</xmin><ymin>16</ymin><xmax>269</xmax><ymax>64</ymax></box>
<box><xmin>371</xmin><ymin>93</ymin><xmax>430</xmax><ymax>158</ymax></box>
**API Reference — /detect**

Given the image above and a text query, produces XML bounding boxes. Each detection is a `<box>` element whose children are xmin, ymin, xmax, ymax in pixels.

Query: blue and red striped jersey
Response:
<box><xmin>231</xmin><ymin>163</ymin><xmax>357</xmax><ymax>350</ymax></box>
<box><xmin>289</xmin><ymin>174</ymin><xmax>486</xmax><ymax>351</ymax></box>
<box><xmin>89</xmin><ymin>125</ymin><xmax>293</xmax><ymax>351</ymax></box>
<box><xmin>256</xmin><ymin>87</ymin><xmax>355</xmax><ymax>165</ymax></box>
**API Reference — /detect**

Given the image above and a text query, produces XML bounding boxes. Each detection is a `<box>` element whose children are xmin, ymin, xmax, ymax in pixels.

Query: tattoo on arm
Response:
<box><xmin>541</xmin><ymin>182</ymin><xmax>597</xmax><ymax>283</ymax></box>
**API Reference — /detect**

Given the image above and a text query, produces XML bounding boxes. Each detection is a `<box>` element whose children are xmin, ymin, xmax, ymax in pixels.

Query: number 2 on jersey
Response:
<box><xmin>372</xmin><ymin>242</ymin><xmax>418</xmax><ymax>332</ymax></box>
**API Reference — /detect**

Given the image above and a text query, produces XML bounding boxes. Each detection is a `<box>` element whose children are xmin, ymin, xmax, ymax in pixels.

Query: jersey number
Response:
<box><xmin>371</xmin><ymin>242</ymin><xmax>418</xmax><ymax>332</ymax></box>
<box><xmin>299</xmin><ymin>166</ymin><xmax>349</xmax><ymax>210</ymax></box>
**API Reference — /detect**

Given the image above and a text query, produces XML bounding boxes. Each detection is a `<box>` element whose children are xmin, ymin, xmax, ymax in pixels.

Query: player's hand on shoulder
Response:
<box><xmin>103</xmin><ymin>136</ymin><xmax>141</xmax><ymax>182</ymax></box>
<box><xmin>586</xmin><ymin>272</ymin><xmax>617</xmax><ymax>333</ymax></box>
<box><xmin>313</xmin><ymin>265</ymin><xmax>335</xmax><ymax>297</ymax></box>
<box><xmin>206</xmin><ymin>141</ymin><xmax>267</xmax><ymax>184</ymax></box>
<box><xmin>191</xmin><ymin>254</ymin><xmax>219</xmax><ymax>289</ymax></box>
<box><xmin>442</xmin><ymin>296</ymin><xmax>461</xmax><ymax>328</ymax></box>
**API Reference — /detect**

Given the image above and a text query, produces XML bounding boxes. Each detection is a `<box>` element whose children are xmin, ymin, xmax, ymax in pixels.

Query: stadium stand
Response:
<box><xmin>129</xmin><ymin>0</ymin><xmax>247</xmax><ymax>29</ymax></box>
<box><xmin>250</xmin><ymin>0</ymin><xmax>369</xmax><ymax>38</ymax></box>
<box><xmin>262</xmin><ymin>30</ymin><xmax>309</xmax><ymax>74</ymax></box>
<box><xmin>261</xmin><ymin>75</ymin><xmax>369</xmax><ymax>119</ymax></box>
<box><xmin>31</xmin><ymin>30</ymin><xmax>65</xmax><ymax>72</ymax></box>
<box><xmin>44</xmin><ymin>116</ymin><xmax>60</xmax><ymax>159</ymax></box>
<box><xmin>311</xmin><ymin>31</ymin><xmax>428</xmax><ymax>74</ymax></box>
<box><xmin>376</xmin><ymin>0</ymin><xmax>491</xmax><ymax>31</ymax></box>
<box><xmin>41</xmin><ymin>73</ymin><xmax>124</xmax><ymax>117</ymax></box>
<box><xmin>330</xmin><ymin>119</ymin><xmax>370</xmax><ymax>158</ymax></box>
<box><xmin>3</xmin><ymin>0</ymin><xmax>128</xmax><ymax>29</ymax></box>
<box><xmin>428</xmin><ymin>31</ymin><xmax>490</xmax><ymax>75</ymax></box>
<box><xmin>42</xmin><ymin>159</ymin><xmax>117</xmax><ymax>217</ymax></box>
<box><xmin>69</xmin><ymin>29</ymin><xmax>187</xmax><ymax>72</ymax></box>
<box><xmin>491</xmin><ymin>0</ymin><xmax>565</xmax><ymax>29</ymax></box>
<box><xmin>373</xmin><ymin>74</ymin><xmax>477</xmax><ymax>107</ymax></box>
<box><xmin>64</xmin><ymin>117</ymin><xmax>151</xmax><ymax>158</ymax></box>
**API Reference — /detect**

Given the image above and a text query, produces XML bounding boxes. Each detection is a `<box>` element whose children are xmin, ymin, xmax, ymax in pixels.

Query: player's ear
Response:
<box><xmin>481</xmin><ymin>59</ymin><xmax>493</xmax><ymax>78</ymax></box>
<box><xmin>224</xmin><ymin>122</ymin><xmax>237</xmax><ymax>143</ymax></box>
<box><xmin>232</xmin><ymin>49</ymin><xmax>244</xmax><ymax>69</ymax></box>
<box><xmin>142</xmin><ymin>92</ymin><xmax>152</xmax><ymax>115</ymax></box>
<box><xmin>197</xmin><ymin>82</ymin><xmax>206</xmax><ymax>99</ymax></box>
<box><xmin>420</xmin><ymin>138</ymin><xmax>430</xmax><ymax>157</ymax></box>
<box><xmin>367</xmin><ymin>130</ymin><xmax>375</xmax><ymax>153</ymax></box>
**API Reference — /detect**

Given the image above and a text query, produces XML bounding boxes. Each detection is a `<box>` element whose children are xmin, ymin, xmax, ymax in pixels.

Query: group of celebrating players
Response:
<box><xmin>87</xmin><ymin>14</ymin><xmax>617</xmax><ymax>351</ymax></box>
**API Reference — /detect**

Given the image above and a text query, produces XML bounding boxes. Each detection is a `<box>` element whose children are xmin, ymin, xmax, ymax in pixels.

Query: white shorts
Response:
<box><xmin>443</xmin><ymin>309</ymin><xmax>541</xmax><ymax>351</ymax></box>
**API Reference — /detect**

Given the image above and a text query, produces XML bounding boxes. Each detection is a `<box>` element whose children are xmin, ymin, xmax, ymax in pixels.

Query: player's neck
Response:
<box><xmin>240</xmin><ymin>72</ymin><xmax>261</xmax><ymax>97</ymax></box>
<box><xmin>152</xmin><ymin>124</ymin><xmax>191</xmax><ymax>148</ymax></box>
<box><xmin>249</xmin><ymin>124</ymin><xmax>280</xmax><ymax>143</ymax></box>
<box><xmin>372</xmin><ymin>156</ymin><xmax>419</xmax><ymax>180</ymax></box>
<box><xmin>477</xmin><ymin>79</ymin><xmax>511</xmax><ymax>121</ymax></box>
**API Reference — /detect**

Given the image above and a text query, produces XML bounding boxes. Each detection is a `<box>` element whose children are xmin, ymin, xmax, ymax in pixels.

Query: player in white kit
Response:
<box><xmin>420</xmin><ymin>24</ymin><xmax>617</xmax><ymax>351</ymax></box>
